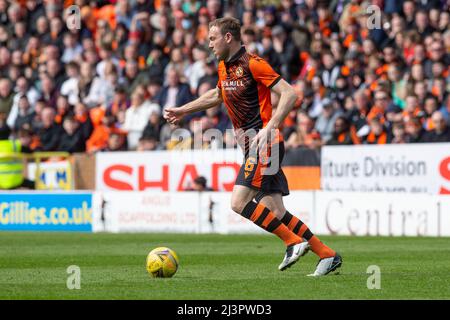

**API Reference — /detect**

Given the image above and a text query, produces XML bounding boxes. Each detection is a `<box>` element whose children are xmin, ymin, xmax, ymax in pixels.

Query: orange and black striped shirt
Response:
<box><xmin>217</xmin><ymin>46</ymin><xmax>281</xmax><ymax>132</ymax></box>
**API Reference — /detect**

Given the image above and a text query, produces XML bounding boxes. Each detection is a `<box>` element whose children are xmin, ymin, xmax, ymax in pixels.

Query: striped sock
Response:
<box><xmin>241</xmin><ymin>201</ymin><xmax>302</xmax><ymax>247</ymax></box>
<box><xmin>281</xmin><ymin>211</ymin><xmax>335</xmax><ymax>259</ymax></box>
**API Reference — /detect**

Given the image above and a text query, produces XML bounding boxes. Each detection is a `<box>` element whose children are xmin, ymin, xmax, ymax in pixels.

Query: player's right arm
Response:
<box><xmin>163</xmin><ymin>87</ymin><xmax>223</xmax><ymax>125</ymax></box>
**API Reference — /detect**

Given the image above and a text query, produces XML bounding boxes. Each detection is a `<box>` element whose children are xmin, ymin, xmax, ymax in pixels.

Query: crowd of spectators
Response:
<box><xmin>0</xmin><ymin>0</ymin><xmax>449</xmax><ymax>155</ymax></box>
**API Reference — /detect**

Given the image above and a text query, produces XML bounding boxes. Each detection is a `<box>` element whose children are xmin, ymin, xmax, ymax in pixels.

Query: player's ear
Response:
<box><xmin>225</xmin><ymin>32</ymin><xmax>232</xmax><ymax>43</ymax></box>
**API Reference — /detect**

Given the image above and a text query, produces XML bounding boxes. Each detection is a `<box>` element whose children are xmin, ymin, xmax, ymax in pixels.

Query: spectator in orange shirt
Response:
<box><xmin>326</xmin><ymin>116</ymin><xmax>361</xmax><ymax>146</ymax></box>
<box><xmin>367</xmin><ymin>90</ymin><xmax>390</xmax><ymax>124</ymax></box>
<box><xmin>87</xmin><ymin>112</ymin><xmax>126</xmax><ymax>153</ymax></box>
<box><xmin>402</xmin><ymin>94</ymin><xmax>425</xmax><ymax>122</ymax></box>
<box><xmin>340</xmin><ymin>50</ymin><xmax>360</xmax><ymax>78</ymax></box>
<box><xmin>423</xmin><ymin>95</ymin><xmax>439</xmax><ymax>131</ymax></box>
<box><xmin>431</xmin><ymin>77</ymin><xmax>447</xmax><ymax>103</ymax></box>
<box><xmin>364</xmin><ymin>117</ymin><xmax>388</xmax><ymax>144</ymax></box>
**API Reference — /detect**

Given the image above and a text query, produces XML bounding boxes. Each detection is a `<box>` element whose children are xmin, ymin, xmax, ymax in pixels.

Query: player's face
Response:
<box><xmin>208</xmin><ymin>26</ymin><xmax>229</xmax><ymax>61</ymax></box>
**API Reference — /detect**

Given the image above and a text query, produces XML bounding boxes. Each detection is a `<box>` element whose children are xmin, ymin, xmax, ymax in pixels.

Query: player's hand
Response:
<box><xmin>250</xmin><ymin>127</ymin><xmax>270</xmax><ymax>159</ymax></box>
<box><xmin>163</xmin><ymin>107</ymin><xmax>184</xmax><ymax>125</ymax></box>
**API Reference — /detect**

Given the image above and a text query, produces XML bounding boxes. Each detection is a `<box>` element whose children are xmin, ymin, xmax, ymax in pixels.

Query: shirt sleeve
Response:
<box><xmin>249</xmin><ymin>57</ymin><xmax>282</xmax><ymax>89</ymax></box>
<box><xmin>216</xmin><ymin>61</ymin><xmax>224</xmax><ymax>89</ymax></box>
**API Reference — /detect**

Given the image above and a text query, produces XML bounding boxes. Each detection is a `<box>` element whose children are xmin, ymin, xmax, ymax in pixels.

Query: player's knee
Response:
<box><xmin>230</xmin><ymin>199</ymin><xmax>245</xmax><ymax>214</ymax></box>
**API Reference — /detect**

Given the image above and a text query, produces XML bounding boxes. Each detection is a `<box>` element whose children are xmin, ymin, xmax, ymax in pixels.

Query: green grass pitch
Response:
<box><xmin>1</xmin><ymin>232</ymin><xmax>450</xmax><ymax>299</ymax></box>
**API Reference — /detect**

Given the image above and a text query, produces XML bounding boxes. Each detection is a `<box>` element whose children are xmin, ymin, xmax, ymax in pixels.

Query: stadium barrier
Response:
<box><xmin>27</xmin><ymin>152</ymin><xmax>74</xmax><ymax>190</ymax></box>
<box><xmin>91</xmin><ymin>191</ymin><xmax>450</xmax><ymax>237</ymax></box>
<box><xmin>0</xmin><ymin>151</ymin><xmax>74</xmax><ymax>191</ymax></box>
<box><xmin>322</xmin><ymin>142</ymin><xmax>450</xmax><ymax>194</ymax></box>
<box><xmin>90</xmin><ymin>191</ymin><xmax>315</xmax><ymax>234</ymax></box>
<box><xmin>2</xmin><ymin>190</ymin><xmax>449</xmax><ymax>236</ymax></box>
<box><xmin>0</xmin><ymin>191</ymin><xmax>93</xmax><ymax>231</ymax></box>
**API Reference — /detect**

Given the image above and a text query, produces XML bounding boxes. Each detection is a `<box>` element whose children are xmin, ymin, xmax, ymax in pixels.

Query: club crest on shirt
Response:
<box><xmin>235</xmin><ymin>66</ymin><xmax>244</xmax><ymax>77</ymax></box>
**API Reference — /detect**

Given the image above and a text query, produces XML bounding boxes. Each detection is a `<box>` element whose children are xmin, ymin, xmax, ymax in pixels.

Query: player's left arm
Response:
<box><xmin>266</xmin><ymin>79</ymin><xmax>297</xmax><ymax>130</ymax></box>
<box><xmin>248</xmin><ymin>57</ymin><xmax>297</xmax><ymax>150</ymax></box>
<box><xmin>251</xmin><ymin>79</ymin><xmax>296</xmax><ymax>151</ymax></box>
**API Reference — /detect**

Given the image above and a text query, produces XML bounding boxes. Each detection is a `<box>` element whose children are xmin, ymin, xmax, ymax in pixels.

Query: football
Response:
<box><xmin>146</xmin><ymin>247</ymin><xmax>179</xmax><ymax>278</ymax></box>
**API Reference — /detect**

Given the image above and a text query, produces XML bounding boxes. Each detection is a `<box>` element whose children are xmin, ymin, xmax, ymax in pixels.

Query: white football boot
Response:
<box><xmin>278</xmin><ymin>242</ymin><xmax>310</xmax><ymax>271</ymax></box>
<box><xmin>307</xmin><ymin>253</ymin><xmax>342</xmax><ymax>277</ymax></box>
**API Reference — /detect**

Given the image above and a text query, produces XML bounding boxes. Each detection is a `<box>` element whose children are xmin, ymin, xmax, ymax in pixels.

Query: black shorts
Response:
<box><xmin>235</xmin><ymin>140</ymin><xmax>289</xmax><ymax>197</ymax></box>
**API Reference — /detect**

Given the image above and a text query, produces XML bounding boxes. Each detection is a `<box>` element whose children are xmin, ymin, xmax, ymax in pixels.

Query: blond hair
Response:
<box><xmin>209</xmin><ymin>17</ymin><xmax>241</xmax><ymax>41</ymax></box>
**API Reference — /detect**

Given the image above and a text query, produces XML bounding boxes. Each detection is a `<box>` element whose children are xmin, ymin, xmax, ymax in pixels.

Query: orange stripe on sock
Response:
<box><xmin>250</xmin><ymin>204</ymin><xmax>265</xmax><ymax>222</ymax></box>
<box><xmin>298</xmin><ymin>224</ymin><xmax>308</xmax><ymax>237</ymax></box>
<box><xmin>261</xmin><ymin>214</ymin><xmax>274</xmax><ymax>228</ymax></box>
<box><xmin>287</xmin><ymin>215</ymin><xmax>300</xmax><ymax>230</ymax></box>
